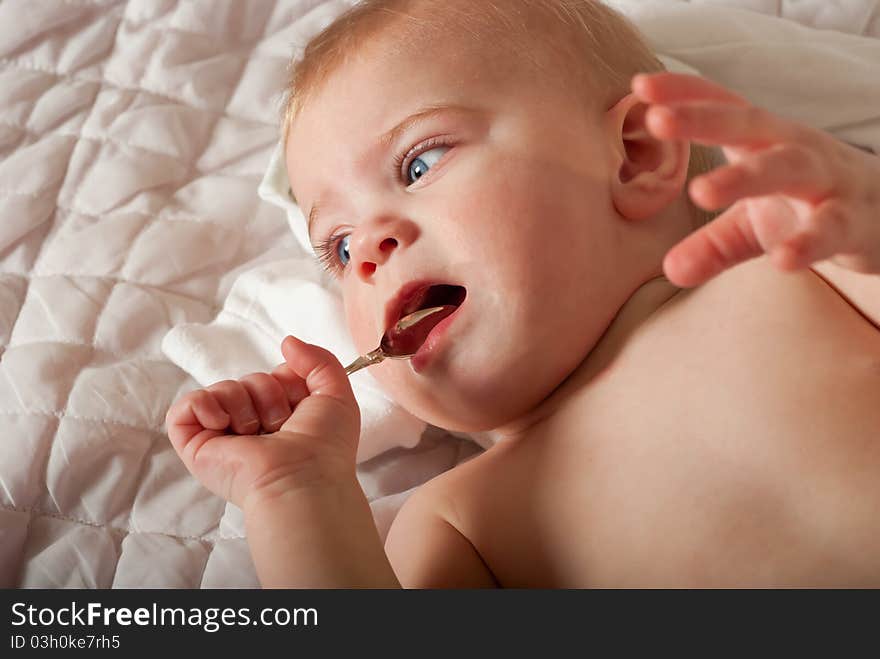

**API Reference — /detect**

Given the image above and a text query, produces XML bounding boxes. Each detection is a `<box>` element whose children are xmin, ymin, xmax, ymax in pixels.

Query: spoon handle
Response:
<box><xmin>344</xmin><ymin>348</ymin><xmax>386</xmax><ymax>376</ymax></box>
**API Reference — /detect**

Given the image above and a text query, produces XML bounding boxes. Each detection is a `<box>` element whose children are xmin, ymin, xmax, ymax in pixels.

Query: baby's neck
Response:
<box><xmin>488</xmin><ymin>275</ymin><xmax>683</xmax><ymax>443</ymax></box>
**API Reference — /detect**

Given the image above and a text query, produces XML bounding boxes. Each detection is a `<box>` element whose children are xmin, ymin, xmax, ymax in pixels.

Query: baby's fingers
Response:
<box><xmin>771</xmin><ymin>199</ymin><xmax>854</xmax><ymax>271</ymax></box>
<box><xmin>645</xmin><ymin>102</ymin><xmax>807</xmax><ymax>150</ymax></box>
<box><xmin>663</xmin><ymin>201</ymin><xmax>763</xmax><ymax>287</ymax></box>
<box><xmin>633</xmin><ymin>72</ymin><xmax>749</xmax><ymax>107</ymax></box>
<box><xmin>165</xmin><ymin>390</ymin><xmax>229</xmax><ymax>447</ymax></box>
<box><xmin>206</xmin><ymin>380</ymin><xmax>260</xmax><ymax>435</ymax></box>
<box><xmin>279</xmin><ymin>336</ymin><xmax>360</xmax><ymax>447</ymax></box>
<box><xmin>690</xmin><ymin>144</ymin><xmax>835</xmax><ymax>210</ymax></box>
<box><xmin>270</xmin><ymin>362</ymin><xmax>311</xmax><ymax>406</ymax></box>
<box><xmin>240</xmin><ymin>372</ymin><xmax>292</xmax><ymax>433</ymax></box>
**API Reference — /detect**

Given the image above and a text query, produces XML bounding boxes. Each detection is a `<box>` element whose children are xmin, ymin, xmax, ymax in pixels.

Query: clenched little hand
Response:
<box><xmin>165</xmin><ymin>336</ymin><xmax>361</xmax><ymax>509</ymax></box>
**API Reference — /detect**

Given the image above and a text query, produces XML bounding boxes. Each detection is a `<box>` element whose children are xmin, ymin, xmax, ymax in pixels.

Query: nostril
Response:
<box><xmin>360</xmin><ymin>262</ymin><xmax>376</xmax><ymax>277</ymax></box>
<box><xmin>379</xmin><ymin>237</ymin><xmax>398</xmax><ymax>253</ymax></box>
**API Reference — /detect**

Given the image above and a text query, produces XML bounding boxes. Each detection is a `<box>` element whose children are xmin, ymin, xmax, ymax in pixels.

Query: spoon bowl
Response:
<box><xmin>344</xmin><ymin>306</ymin><xmax>456</xmax><ymax>376</ymax></box>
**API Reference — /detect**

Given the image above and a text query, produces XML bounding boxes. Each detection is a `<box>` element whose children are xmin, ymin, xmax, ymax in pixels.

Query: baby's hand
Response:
<box><xmin>165</xmin><ymin>337</ymin><xmax>360</xmax><ymax>510</ymax></box>
<box><xmin>633</xmin><ymin>72</ymin><xmax>880</xmax><ymax>287</ymax></box>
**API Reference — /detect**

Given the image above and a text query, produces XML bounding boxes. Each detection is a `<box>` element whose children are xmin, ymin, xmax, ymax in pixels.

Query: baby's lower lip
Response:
<box><xmin>409</xmin><ymin>303</ymin><xmax>465</xmax><ymax>372</ymax></box>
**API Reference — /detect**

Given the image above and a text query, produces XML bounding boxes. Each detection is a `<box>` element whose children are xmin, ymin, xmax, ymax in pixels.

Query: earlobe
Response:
<box><xmin>607</xmin><ymin>93</ymin><xmax>690</xmax><ymax>221</ymax></box>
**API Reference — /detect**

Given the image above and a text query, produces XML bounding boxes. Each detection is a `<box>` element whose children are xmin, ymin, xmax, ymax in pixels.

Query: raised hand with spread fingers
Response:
<box><xmin>632</xmin><ymin>72</ymin><xmax>880</xmax><ymax>288</ymax></box>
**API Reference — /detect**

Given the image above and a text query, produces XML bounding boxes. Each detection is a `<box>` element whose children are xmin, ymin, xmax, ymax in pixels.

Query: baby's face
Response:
<box><xmin>287</xmin><ymin>32</ymin><xmax>644</xmax><ymax>431</ymax></box>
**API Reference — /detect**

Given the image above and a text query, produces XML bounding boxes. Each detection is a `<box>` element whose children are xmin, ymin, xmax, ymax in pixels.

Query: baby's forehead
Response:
<box><xmin>390</xmin><ymin>10</ymin><xmax>566</xmax><ymax>67</ymax></box>
<box><xmin>295</xmin><ymin>24</ymin><xmax>536</xmax><ymax>122</ymax></box>
<box><xmin>284</xmin><ymin>0</ymin><xmax>644</xmax><ymax>146</ymax></box>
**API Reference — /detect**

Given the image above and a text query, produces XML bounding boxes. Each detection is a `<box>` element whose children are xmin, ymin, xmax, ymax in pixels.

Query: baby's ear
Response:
<box><xmin>606</xmin><ymin>93</ymin><xmax>690</xmax><ymax>221</ymax></box>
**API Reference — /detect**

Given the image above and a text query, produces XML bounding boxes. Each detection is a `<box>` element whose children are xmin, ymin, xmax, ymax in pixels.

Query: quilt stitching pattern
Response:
<box><xmin>0</xmin><ymin>0</ymin><xmax>317</xmax><ymax>587</ymax></box>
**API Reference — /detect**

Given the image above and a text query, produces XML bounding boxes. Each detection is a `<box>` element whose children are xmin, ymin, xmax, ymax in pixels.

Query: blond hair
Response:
<box><xmin>282</xmin><ymin>0</ymin><xmax>719</xmax><ymax>225</ymax></box>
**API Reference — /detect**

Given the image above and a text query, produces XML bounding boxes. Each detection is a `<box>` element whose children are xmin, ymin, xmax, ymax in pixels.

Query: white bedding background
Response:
<box><xmin>1</xmin><ymin>0</ymin><xmax>878</xmax><ymax>588</ymax></box>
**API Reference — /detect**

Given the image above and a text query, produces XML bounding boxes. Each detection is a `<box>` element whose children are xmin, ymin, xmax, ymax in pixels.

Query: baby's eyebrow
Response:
<box><xmin>306</xmin><ymin>201</ymin><xmax>324</xmax><ymax>245</ymax></box>
<box><xmin>306</xmin><ymin>105</ymin><xmax>474</xmax><ymax>239</ymax></box>
<box><xmin>378</xmin><ymin>104</ymin><xmax>468</xmax><ymax>150</ymax></box>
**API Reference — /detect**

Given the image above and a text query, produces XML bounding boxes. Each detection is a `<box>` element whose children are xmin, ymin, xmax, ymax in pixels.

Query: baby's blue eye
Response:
<box><xmin>406</xmin><ymin>146</ymin><xmax>449</xmax><ymax>185</ymax></box>
<box><xmin>336</xmin><ymin>234</ymin><xmax>351</xmax><ymax>266</ymax></box>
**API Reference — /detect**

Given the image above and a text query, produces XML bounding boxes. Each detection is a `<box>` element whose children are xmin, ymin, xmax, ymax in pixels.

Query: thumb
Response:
<box><xmin>279</xmin><ymin>336</ymin><xmax>360</xmax><ymax>448</ymax></box>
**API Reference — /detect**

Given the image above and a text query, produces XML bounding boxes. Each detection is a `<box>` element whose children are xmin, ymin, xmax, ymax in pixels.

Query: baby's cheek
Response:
<box><xmin>372</xmin><ymin>363</ymin><xmax>427</xmax><ymax>417</ymax></box>
<box><xmin>343</xmin><ymin>299</ymin><xmax>376</xmax><ymax>354</ymax></box>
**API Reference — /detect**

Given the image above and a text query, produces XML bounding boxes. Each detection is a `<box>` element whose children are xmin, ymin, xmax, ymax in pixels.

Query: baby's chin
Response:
<box><xmin>378</xmin><ymin>358</ymin><xmax>549</xmax><ymax>433</ymax></box>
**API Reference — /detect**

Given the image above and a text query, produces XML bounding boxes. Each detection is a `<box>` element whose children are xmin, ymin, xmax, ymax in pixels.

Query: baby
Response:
<box><xmin>166</xmin><ymin>0</ymin><xmax>880</xmax><ymax>587</ymax></box>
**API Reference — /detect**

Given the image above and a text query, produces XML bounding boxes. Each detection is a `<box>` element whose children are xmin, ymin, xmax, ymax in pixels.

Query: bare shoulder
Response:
<box><xmin>630</xmin><ymin>255</ymin><xmax>880</xmax><ymax>430</ymax></box>
<box><xmin>810</xmin><ymin>261</ymin><xmax>880</xmax><ymax>330</ymax></box>
<box><xmin>384</xmin><ymin>447</ymin><xmax>504</xmax><ymax>588</ymax></box>
<box><xmin>665</xmin><ymin>256</ymin><xmax>880</xmax><ymax>344</ymax></box>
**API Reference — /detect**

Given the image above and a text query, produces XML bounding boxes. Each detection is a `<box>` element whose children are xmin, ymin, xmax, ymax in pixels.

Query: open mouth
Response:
<box><xmin>384</xmin><ymin>283</ymin><xmax>468</xmax><ymax>352</ymax></box>
<box><xmin>399</xmin><ymin>284</ymin><xmax>467</xmax><ymax>320</ymax></box>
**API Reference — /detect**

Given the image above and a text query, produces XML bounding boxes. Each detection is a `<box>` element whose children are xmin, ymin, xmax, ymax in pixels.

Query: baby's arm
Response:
<box><xmin>244</xmin><ymin>472</ymin><xmax>399</xmax><ymax>588</ymax></box>
<box><xmin>165</xmin><ymin>336</ymin><xmax>399</xmax><ymax>588</ymax></box>
<box><xmin>385</xmin><ymin>486</ymin><xmax>498</xmax><ymax>588</ymax></box>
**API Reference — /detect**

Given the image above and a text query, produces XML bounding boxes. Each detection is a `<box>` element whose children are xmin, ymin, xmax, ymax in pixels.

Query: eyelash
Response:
<box><xmin>314</xmin><ymin>136</ymin><xmax>455</xmax><ymax>275</ymax></box>
<box><xmin>392</xmin><ymin>135</ymin><xmax>453</xmax><ymax>185</ymax></box>
<box><xmin>314</xmin><ymin>233</ymin><xmax>346</xmax><ymax>276</ymax></box>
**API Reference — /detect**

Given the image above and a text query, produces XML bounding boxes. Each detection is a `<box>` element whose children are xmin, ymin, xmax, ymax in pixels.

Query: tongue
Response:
<box><xmin>383</xmin><ymin>305</ymin><xmax>457</xmax><ymax>356</ymax></box>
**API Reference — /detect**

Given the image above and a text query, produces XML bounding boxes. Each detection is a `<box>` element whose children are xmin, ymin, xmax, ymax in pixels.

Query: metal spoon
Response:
<box><xmin>344</xmin><ymin>305</ymin><xmax>456</xmax><ymax>376</ymax></box>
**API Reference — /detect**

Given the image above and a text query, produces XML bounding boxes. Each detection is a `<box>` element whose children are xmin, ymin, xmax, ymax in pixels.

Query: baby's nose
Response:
<box><xmin>351</xmin><ymin>218</ymin><xmax>418</xmax><ymax>282</ymax></box>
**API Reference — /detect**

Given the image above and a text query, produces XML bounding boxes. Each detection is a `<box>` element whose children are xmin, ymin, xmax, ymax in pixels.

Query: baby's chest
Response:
<box><xmin>462</xmin><ymin>269</ymin><xmax>880</xmax><ymax>586</ymax></box>
<box><xmin>468</xmin><ymin>384</ymin><xmax>880</xmax><ymax>587</ymax></box>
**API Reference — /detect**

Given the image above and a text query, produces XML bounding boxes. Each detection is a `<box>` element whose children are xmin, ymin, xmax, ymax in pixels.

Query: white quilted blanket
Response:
<box><xmin>1</xmin><ymin>0</ymin><xmax>878</xmax><ymax>588</ymax></box>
